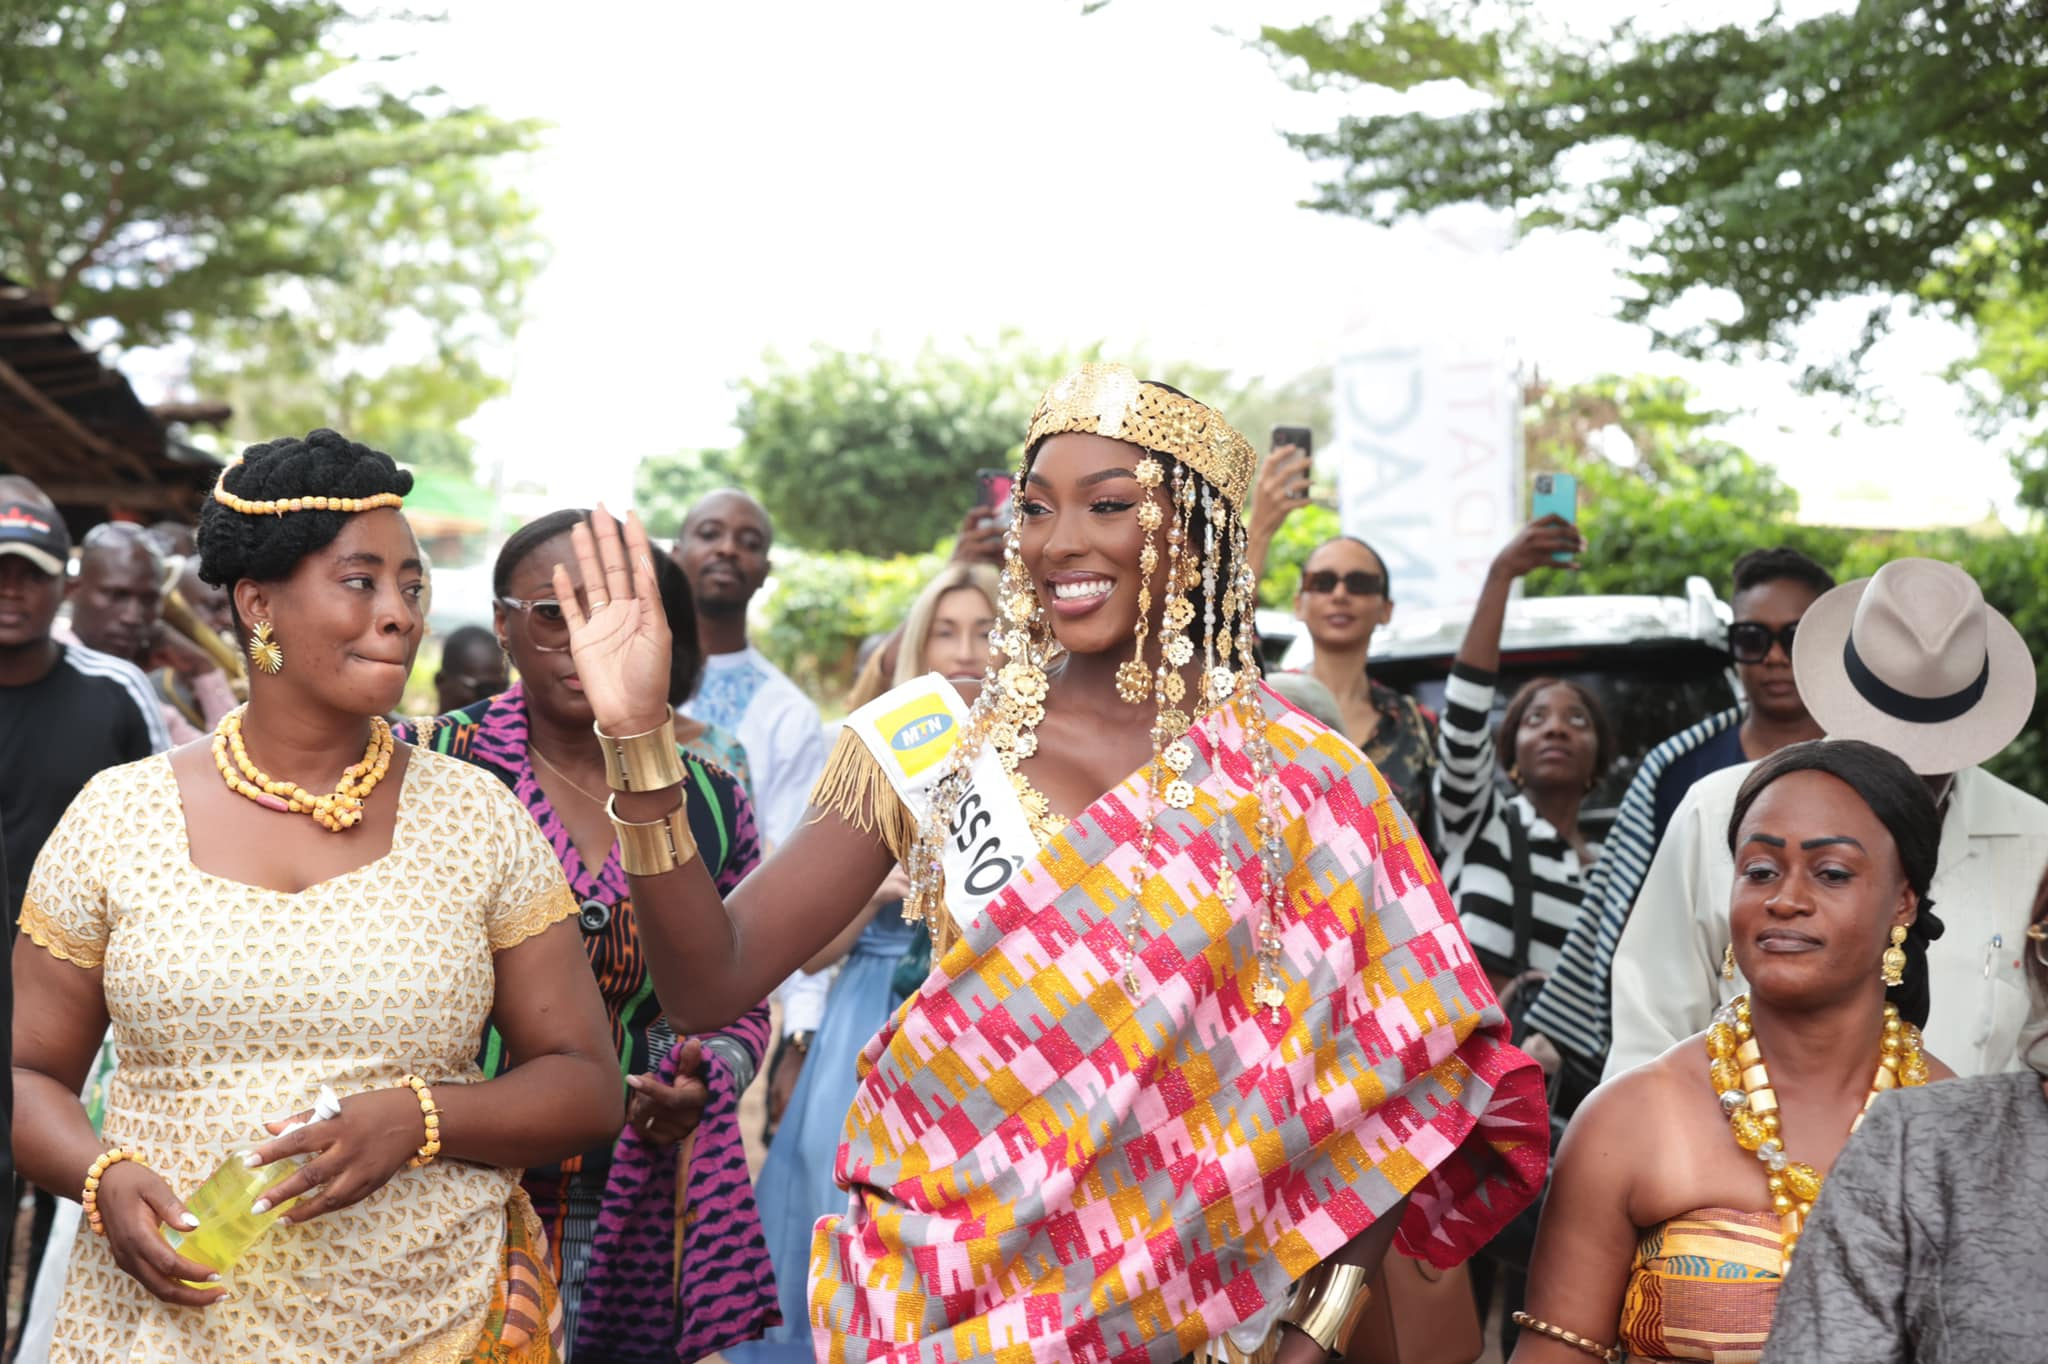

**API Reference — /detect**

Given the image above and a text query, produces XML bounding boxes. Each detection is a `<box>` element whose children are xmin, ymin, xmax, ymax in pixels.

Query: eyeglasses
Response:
<box><xmin>498</xmin><ymin>595</ymin><xmax>571</xmax><ymax>653</ymax></box>
<box><xmin>1301</xmin><ymin>570</ymin><xmax>1387</xmax><ymax>598</ymax></box>
<box><xmin>1728</xmin><ymin>621</ymin><xmax>1798</xmax><ymax>664</ymax></box>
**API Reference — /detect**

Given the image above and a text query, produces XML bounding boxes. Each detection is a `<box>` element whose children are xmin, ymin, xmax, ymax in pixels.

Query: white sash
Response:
<box><xmin>845</xmin><ymin>674</ymin><xmax>1039</xmax><ymax>937</ymax></box>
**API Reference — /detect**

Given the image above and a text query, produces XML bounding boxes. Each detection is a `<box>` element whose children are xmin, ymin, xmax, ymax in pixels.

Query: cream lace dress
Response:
<box><xmin>19</xmin><ymin>749</ymin><xmax>576</xmax><ymax>1363</ymax></box>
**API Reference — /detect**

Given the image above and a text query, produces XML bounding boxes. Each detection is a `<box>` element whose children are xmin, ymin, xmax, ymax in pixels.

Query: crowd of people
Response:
<box><xmin>0</xmin><ymin>364</ymin><xmax>2042</xmax><ymax>1364</ymax></box>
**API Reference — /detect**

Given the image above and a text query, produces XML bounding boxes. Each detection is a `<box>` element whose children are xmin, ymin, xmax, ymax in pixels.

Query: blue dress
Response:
<box><xmin>732</xmin><ymin>901</ymin><xmax>921</xmax><ymax>1361</ymax></box>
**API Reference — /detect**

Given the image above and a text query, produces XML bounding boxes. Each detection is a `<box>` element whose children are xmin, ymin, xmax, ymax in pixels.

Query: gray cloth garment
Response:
<box><xmin>1762</xmin><ymin>1072</ymin><xmax>2048</xmax><ymax>1364</ymax></box>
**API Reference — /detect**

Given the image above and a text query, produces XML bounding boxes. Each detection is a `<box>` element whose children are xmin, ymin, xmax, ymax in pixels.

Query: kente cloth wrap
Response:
<box><xmin>809</xmin><ymin>686</ymin><xmax>1548</xmax><ymax>1362</ymax></box>
<box><xmin>1619</xmin><ymin>1209</ymin><xmax>1783</xmax><ymax>1363</ymax></box>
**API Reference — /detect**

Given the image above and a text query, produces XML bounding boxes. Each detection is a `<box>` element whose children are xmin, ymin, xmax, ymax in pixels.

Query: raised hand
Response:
<box><xmin>552</xmin><ymin>505</ymin><xmax>675</xmax><ymax>736</ymax></box>
<box><xmin>1491</xmin><ymin>513</ymin><xmax>1585</xmax><ymax>582</ymax></box>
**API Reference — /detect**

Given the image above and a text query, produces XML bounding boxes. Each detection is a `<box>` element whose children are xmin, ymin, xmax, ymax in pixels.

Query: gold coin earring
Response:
<box><xmin>1722</xmin><ymin>942</ymin><xmax>1737</xmax><ymax>982</ymax></box>
<box><xmin>1881</xmin><ymin>924</ymin><xmax>1908</xmax><ymax>987</ymax></box>
<box><xmin>248</xmin><ymin>620</ymin><xmax>284</xmax><ymax>675</ymax></box>
<box><xmin>1118</xmin><ymin>456</ymin><xmax>1165</xmax><ymax>704</ymax></box>
<box><xmin>1153</xmin><ymin>467</ymin><xmax>1194</xmax><ymax>729</ymax></box>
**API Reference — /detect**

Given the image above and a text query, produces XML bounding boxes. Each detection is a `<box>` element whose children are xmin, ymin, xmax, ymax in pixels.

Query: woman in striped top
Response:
<box><xmin>1435</xmin><ymin>514</ymin><xmax>1616</xmax><ymax>992</ymax></box>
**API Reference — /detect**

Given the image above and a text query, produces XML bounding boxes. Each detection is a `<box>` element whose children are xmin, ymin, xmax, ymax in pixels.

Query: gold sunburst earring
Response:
<box><xmin>248</xmin><ymin>621</ymin><xmax>284</xmax><ymax>675</ymax></box>
<box><xmin>1117</xmin><ymin>456</ymin><xmax>1165</xmax><ymax>704</ymax></box>
<box><xmin>1881</xmin><ymin>924</ymin><xmax>1908</xmax><ymax>987</ymax></box>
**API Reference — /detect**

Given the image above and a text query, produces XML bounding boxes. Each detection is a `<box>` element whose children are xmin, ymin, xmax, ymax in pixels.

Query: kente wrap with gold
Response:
<box><xmin>805</xmin><ymin>684</ymin><xmax>1548</xmax><ymax>1361</ymax></box>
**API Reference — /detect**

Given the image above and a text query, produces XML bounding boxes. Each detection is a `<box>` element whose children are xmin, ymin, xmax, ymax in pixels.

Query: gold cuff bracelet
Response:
<box><xmin>608</xmin><ymin>794</ymin><xmax>699</xmax><ymax>877</ymax></box>
<box><xmin>594</xmin><ymin>715</ymin><xmax>687</xmax><ymax>792</ymax></box>
<box><xmin>1280</xmin><ymin>1260</ymin><xmax>1372</xmax><ymax>1354</ymax></box>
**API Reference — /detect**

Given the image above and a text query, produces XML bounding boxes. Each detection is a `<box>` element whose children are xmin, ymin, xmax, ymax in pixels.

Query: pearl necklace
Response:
<box><xmin>212</xmin><ymin>706</ymin><xmax>393</xmax><ymax>831</ymax></box>
<box><xmin>1706</xmin><ymin>993</ymin><xmax>1928</xmax><ymax>1266</ymax></box>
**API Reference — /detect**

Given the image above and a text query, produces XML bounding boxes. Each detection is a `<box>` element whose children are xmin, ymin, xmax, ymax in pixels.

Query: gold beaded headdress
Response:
<box><xmin>1024</xmin><ymin>363</ymin><xmax>1258</xmax><ymax>512</ymax></box>
<box><xmin>211</xmin><ymin>456</ymin><xmax>405</xmax><ymax>518</ymax></box>
<box><xmin>903</xmin><ymin>363</ymin><xmax>1298</xmax><ymax>1013</ymax></box>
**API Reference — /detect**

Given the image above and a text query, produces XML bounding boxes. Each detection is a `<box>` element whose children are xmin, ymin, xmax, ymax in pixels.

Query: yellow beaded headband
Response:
<box><xmin>211</xmin><ymin>458</ymin><xmax>404</xmax><ymax>517</ymax></box>
<box><xmin>1024</xmin><ymin>363</ymin><xmax>1258</xmax><ymax>512</ymax></box>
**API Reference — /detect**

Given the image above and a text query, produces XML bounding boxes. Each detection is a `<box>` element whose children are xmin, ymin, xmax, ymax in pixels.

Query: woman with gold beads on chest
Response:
<box><xmin>11</xmin><ymin>431</ymin><xmax>619</xmax><ymax>1362</ymax></box>
<box><xmin>1509</xmin><ymin>739</ymin><xmax>1954</xmax><ymax>1364</ymax></box>
<box><xmin>548</xmin><ymin>363</ymin><xmax>1547</xmax><ymax>1363</ymax></box>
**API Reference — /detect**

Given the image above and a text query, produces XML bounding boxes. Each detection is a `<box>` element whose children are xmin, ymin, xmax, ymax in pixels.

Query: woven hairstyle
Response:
<box><xmin>1726</xmin><ymin>738</ymin><xmax>1946</xmax><ymax>1028</ymax></box>
<box><xmin>1499</xmin><ymin>677</ymin><xmax>1617</xmax><ymax>782</ymax></box>
<box><xmin>197</xmin><ymin>430</ymin><xmax>413</xmax><ymax>596</ymax></box>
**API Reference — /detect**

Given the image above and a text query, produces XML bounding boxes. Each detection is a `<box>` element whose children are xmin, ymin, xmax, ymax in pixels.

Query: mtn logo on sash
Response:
<box><xmin>879</xmin><ymin>693</ymin><xmax>957</xmax><ymax>778</ymax></box>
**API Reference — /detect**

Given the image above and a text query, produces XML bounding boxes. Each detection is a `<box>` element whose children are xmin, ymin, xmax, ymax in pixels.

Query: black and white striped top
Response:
<box><xmin>1433</xmin><ymin>664</ymin><xmax>1602</xmax><ymax>979</ymax></box>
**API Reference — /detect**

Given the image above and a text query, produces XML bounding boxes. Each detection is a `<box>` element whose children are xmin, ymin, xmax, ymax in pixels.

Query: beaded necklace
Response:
<box><xmin>1705</xmin><ymin>992</ymin><xmax>1928</xmax><ymax>1266</ymax></box>
<box><xmin>211</xmin><ymin>705</ymin><xmax>393</xmax><ymax>832</ymax></box>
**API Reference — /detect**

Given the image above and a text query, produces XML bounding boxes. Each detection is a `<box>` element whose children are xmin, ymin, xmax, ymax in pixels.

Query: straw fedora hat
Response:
<box><xmin>1791</xmin><ymin>558</ymin><xmax>2034</xmax><ymax>775</ymax></box>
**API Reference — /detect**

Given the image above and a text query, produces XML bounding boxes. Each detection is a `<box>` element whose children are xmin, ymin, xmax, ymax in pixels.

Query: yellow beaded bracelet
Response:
<box><xmin>82</xmin><ymin>1148</ymin><xmax>144</xmax><ymax>1236</ymax></box>
<box><xmin>399</xmin><ymin>1075</ymin><xmax>442</xmax><ymax>1168</ymax></box>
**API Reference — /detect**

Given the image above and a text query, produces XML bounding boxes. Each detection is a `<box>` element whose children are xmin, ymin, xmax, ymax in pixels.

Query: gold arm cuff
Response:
<box><xmin>594</xmin><ymin>715</ymin><xmax>687</xmax><ymax>792</ymax></box>
<box><xmin>607</xmin><ymin>794</ymin><xmax>699</xmax><ymax>877</ymax></box>
<box><xmin>1279</xmin><ymin>1261</ymin><xmax>1372</xmax><ymax>1355</ymax></box>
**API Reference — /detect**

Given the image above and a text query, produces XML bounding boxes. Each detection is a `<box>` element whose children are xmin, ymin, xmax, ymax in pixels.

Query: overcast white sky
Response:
<box><xmin>342</xmin><ymin>0</ymin><xmax>2022</xmax><ymax>528</ymax></box>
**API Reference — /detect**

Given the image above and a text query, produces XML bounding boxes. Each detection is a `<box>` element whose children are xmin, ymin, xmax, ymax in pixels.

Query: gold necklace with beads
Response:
<box><xmin>212</xmin><ymin>705</ymin><xmax>393</xmax><ymax>832</ymax></box>
<box><xmin>1706</xmin><ymin>992</ymin><xmax>1928</xmax><ymax>1267</ymax></box>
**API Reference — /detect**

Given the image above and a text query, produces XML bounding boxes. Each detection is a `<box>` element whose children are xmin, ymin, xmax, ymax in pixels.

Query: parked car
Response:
<box><xmin>1257</xmin><ymin>578</ymin><xmax>1740</xmax><ymax>813</ymax></box>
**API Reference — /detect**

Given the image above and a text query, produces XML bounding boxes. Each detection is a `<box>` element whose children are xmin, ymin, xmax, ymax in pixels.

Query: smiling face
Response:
<box><xmin>232</xmin><ymin>509</ymin><xmax>425</xmax><ymax>717</ymax></box>
<box><xmin>495</xmin><ymin>530</ymin><xmax>594</xmax><ymax>728</ymax></box>
<box><xmin>1295</xmin><ymin>537</ymin><xmax>1393</xmax><ymax>652</ymax></box>
<box><xmin>1730</xmin><ymin>769</ymin><xmax>1917</xmax><ymax>1007</ymax></box>
<box><xmin>923</xmin><ymin>584</ymin><xmax>996</xmax><ymax>681</ymax></box>
<box><xmin>1018</xmin><ymin>433</ymin><xmax>1166</xmax><ymax>659</ymax></box>
<box><xmin>1510</xmin><ymin>680</ymin><xmax>1602</xmax><ymax>793</ymax></box>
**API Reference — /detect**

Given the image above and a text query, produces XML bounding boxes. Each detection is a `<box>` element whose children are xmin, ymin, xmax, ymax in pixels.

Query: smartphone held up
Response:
<box><xmin>1531</xmin><ymin>471</ymin><xmax>1579</xmax><ymax>563</ymax></box>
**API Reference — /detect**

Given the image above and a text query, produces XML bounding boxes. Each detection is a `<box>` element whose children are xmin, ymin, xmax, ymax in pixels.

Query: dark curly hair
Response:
<box><xmin>196</xmin><ymin>431</ymin><xmax>414</xmax><ymax>598</ymax></box>
<box><xmin>1726</xmin><ymin>738</ymin><xmax>1946</xmax><ymax>1028</ymax></box>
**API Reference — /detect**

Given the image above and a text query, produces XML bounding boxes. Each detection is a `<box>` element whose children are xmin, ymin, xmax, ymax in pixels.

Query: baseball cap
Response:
<box><xmin>0</xmin><ymin>500</ymin><xmax>71</xmax><ymax>576</ymax></box>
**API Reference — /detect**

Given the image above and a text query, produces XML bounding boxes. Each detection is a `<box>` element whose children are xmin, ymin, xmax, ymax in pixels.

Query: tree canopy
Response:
<box><xmin>0</xmin><ymin>1</ymin><xmax>542</xmax><ymax>466</ymax></box>
<box><xmin>1261</xmin><ymin>1</ymin><xmax>2048</xmax><ymax>500</ymax></box>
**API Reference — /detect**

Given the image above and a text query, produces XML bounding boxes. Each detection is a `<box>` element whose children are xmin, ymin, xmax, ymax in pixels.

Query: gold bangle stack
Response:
<box><xmin>1511</xmin><ymin>1311</ymin><xmax>1622</xmax><ymax>1361</ymax></box>
<box><xmin>399</xmin><ymin>1075</ymin><xmax>442</xmax><ymax>1168</ymax></box>
<box><xmin>82</xmin><ymin>1148</ymin><xmax>144</xmax><ymax>1236</ymax></box>
<box><xmin>593</xmin><ymin>715</ymin><xmax>686</xmax><ymax>792</ymax></box>
<box><xmin>607</xmin><ymin>794</ymin><xmax>700</xmax><ymax>877</ymax></box>
<box><xmin>1279</xmin><ymin>1260</ymin><xmax>1372</xmax><ymax>1354</ymax></box>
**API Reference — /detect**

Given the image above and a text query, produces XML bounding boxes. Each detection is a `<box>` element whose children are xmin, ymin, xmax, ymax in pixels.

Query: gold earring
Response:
<box><xmin>1722</xmin><ymin>943</ymin><xmax>1737</xmax><ymax>982</ymax></box>
<box><xmin>248</xmin><ymin>621</ymin><xmax>284</xmax><ymax>675</ymax></box>
<box><xmin>1881</xmin><ymin>924</ymin><xmax>1908</xmax><ymax>987</ymax></box>
<box><xmin>1507</xmin><ymin>764</ymin><xmax>1521</xmax><ymax>786</ymax></box>
<box><xmin>1118</xmin><ymin>457</ymin><xmax>1165</xmax><ymax>704</ymax></box>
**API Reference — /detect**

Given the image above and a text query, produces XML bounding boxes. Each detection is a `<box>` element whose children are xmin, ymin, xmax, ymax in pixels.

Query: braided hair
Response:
<box><xmin>1726</xmin><ymin>739</ymin><xmax>1947</xmax><ymax>1027</ymax></box>
<box><xmin>196</xmin><ymin>431</ymin><xmax>414</xmax><ymax>604</ymax></box>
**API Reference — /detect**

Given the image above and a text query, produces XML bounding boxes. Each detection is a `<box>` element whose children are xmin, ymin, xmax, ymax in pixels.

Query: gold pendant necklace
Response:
<box><xmin>1706</xmin><ymin>993</ymin><xmax>1928</xmax><ymax>1266</ymax></box>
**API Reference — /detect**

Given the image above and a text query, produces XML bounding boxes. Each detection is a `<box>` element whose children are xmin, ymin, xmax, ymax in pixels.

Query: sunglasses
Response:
<box><xmin>498</xmin><ymin>595</ymin><xmax>572</xmax><ymax>653</ymax></box>
<box><xmin>1301</xmin><ymin>570</ymin><xmax>1386</xmax><ymax>598</ymax></box>
<box><xmin>1728</xmin><ymin>621</ymin><xmax>1798</xmax><ymax>664</ymax></box>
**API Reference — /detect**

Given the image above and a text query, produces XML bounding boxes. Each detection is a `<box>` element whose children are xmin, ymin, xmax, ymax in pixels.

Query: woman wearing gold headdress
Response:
<box><xmin>552</xmin><ymin>366</ymin><xmax>1548</xmax><ymax>1363</ymax></box>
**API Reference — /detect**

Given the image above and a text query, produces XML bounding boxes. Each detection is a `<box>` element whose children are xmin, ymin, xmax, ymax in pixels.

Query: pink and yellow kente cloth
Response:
<box><xmin>809</xmin><ymin>685</ymin><xmax>1549</xmax><ymax>1362</ymax></box>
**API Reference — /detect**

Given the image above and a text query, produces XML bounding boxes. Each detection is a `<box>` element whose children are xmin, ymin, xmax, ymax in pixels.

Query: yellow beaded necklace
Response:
<box><xmin>1705</xmin><ymin>992</ymin><xmax>1928</xmax><ymax>1267</ymax></box>
<box><xmin>211</xmin><ymin>706</ymin><xmax>394</xmax><ymax>832</ymax></box>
